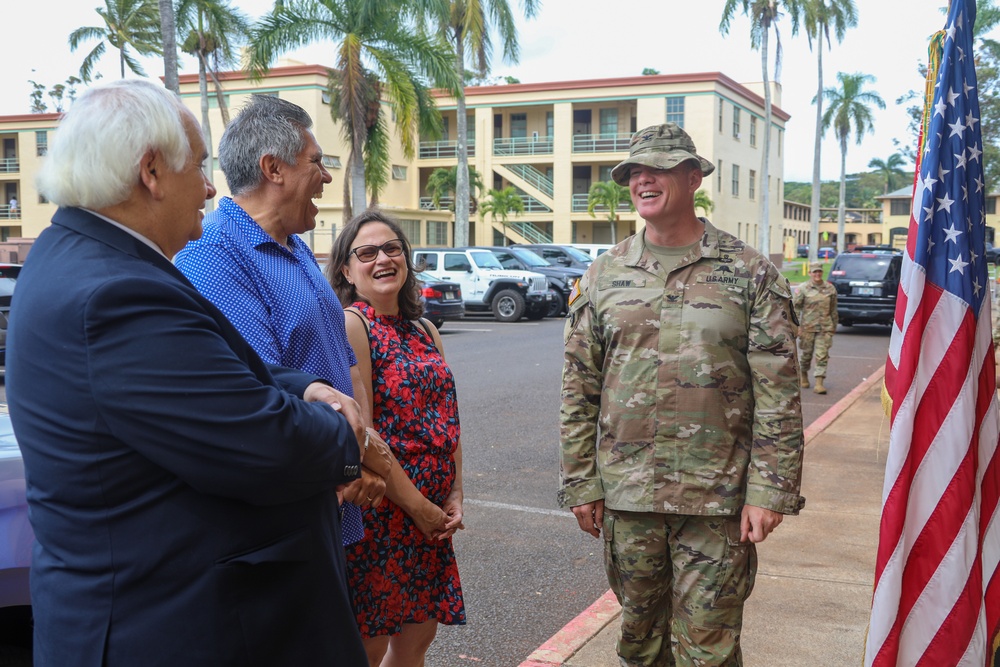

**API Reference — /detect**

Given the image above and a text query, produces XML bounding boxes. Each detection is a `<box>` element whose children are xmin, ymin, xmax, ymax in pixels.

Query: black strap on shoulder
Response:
<box><xmin>345</xmin><ymin>307</ymin><xmax>371</xmax><ymax>341</ymax></box>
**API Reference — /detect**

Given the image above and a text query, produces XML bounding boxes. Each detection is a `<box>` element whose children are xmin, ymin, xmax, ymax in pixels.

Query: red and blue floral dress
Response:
<box><xmin>345</xmin><ymin>302</ymin><xmax>465</xmax><ymax>638</ymax></box>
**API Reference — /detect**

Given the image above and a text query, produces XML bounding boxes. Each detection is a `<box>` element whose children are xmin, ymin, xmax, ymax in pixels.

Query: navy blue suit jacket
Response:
<box><xmin>7</xmin><ymin>207</ymin><xmax>367</xmax><ymax>666</ymax></box>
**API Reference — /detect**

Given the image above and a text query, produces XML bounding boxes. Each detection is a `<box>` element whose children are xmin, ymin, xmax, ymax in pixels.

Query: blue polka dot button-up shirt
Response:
<box><xmin>175</xmin><ymin>197</ymin><xmax>363</xmax><ymax>544</ymax></box>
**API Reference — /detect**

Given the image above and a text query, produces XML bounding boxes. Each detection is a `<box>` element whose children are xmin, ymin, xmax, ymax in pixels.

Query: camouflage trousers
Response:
<box><xmin>798</xmin><ymin>331</ymin><xmax>833</xmax><ymax>378</ymax></box>
<box><xmin>602</xmin><ymin>509</ymin><xmax>757</xmax><ymax>667</ymax></box>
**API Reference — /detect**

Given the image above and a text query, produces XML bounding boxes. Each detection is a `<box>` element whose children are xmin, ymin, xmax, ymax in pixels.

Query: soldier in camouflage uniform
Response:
<box><xmin>560</xmin><ymin>123</ymin><xmax>805</xmax><ymax>667</ymax></box>
<box><xmin>792</xmin><ymin>262</ymin><xmax>838</xmax><ymax>395</ymax></box>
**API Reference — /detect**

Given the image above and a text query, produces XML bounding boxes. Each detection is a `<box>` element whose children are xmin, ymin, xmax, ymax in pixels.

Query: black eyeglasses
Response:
<box><xmin>350</xmin><ymin>239</ymin><xmax>405</xmax><ymax>263</ymax></box>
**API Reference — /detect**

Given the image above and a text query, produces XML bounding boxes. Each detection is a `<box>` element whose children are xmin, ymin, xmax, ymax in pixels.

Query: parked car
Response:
<box><xmin>565</xmin><ymin>243</ymin><xmax>613</xmax><ymax>260</ymax></box>
<box><xmin>817</xmin><ymin>247</ymin><xmax>837</xmax><ymax>259</ymax></box>
<box><xmin>415</xmin><ymin>271</ymin><xmax>464</xmax><ymax>329</ymax></box>
<box><xmin>412</xmin><ymin>248</ymin><xmax>552</xmax><ymax>323</ymax></box>
<box><xmin>473</xmin><ymin>246</ymin><xmax>584</xmax><ymax>317</ymax></box>
<box><xmin>515</xmin><ymin>244</ymin><xmax>593</xmax><ymax>271</ymax></box>
<box><xmin>827</xmin><ymin>249</ymin><xmax>903</xmax><ymax>327</ymax></box>
<box><xmin>0</xmin><ymin>406</ymin><xmax>33</xmax><ymax>657</ymax></box>
<box><xmin>796</xmin><ymin>244</ymin><xmax>809</xmax><ymax>258</ymax></box>
<box><xmin>985</xmin><ymin>241</ymin><xmax>1000</xmax><ymax>264</ymax></box>
<box><xmin>0</xmin><ymin>265</ymin><xmax>22</xmax><ymax>379</ymax></box>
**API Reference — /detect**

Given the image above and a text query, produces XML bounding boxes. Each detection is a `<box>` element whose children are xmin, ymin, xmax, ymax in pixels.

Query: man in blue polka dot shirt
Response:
<box><xmin>175</xmin><ymin>96</ymin><xmax>399</xmax><ymax>546</ymax></box>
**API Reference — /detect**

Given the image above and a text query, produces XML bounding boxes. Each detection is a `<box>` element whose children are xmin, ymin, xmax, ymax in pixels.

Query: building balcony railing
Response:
<box><xmin>0</xmin><ymin>158</ymin><xmax>20</xmax><ymax>173</ymax></box>
<box><xmin>0</xmin><ymin>206</ymin><xmax>21</xmax><ymax>219</ymax></box>
<box><xmin>571</xmin><ymin>193</ymin><xmax>633</xmax><ymax>213</ymax></box>
<box><xmin>419</xmin><ymin>196</ymin><xmax>453</xmax><ymax>211</ymax></box>
<box><xmin>493</xmin><ymin>136</ymin><xmax>553</xmax><ymax>156</ymax></box>
<box><xmin>417</xmin><ymin>140</ymin><xmax>475</xmax><ymax>160</ymax></box>
<box><xmin>572</xmin><ymin>133</ymin><xmax>631</xmax><ymax>153</ymax></box>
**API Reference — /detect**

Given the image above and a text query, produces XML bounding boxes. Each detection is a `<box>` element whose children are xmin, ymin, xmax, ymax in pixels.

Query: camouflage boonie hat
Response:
<box><xmin>610</xmin><ymin>123</ymin><xmax>716</xmax><ymax>186</ymax></box>
<box><xmin>809</xmin><ymin>262</ymin><xmax>824</xmax><ymax>273</ymax></box>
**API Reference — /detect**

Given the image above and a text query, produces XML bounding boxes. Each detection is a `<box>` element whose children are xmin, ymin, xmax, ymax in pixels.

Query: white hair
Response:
<box><xmin>36</xmin><ymin>79</ymin><xmax>191</xmax><ymax>209</ymax></box>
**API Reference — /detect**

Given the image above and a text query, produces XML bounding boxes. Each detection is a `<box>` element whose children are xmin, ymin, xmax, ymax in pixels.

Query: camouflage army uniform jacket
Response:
<box><xmin>559</xmin><ymin>222</ymin><xmax>805</xmax><ymax>517</ymax></box>
<box><xmin>792</xmin><ymin>281</ymin><xmax>838</xmax><ymax>333</ymax></box>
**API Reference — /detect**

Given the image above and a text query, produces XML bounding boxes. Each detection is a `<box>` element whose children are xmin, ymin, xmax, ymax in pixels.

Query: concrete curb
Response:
<box><xmin>518</xmin><ymin>365</ymin><xmax>888</xmax><ymax>667</ymax></box>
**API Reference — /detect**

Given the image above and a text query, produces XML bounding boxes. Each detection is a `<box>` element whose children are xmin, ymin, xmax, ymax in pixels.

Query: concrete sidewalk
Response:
<box><xmin>522</xmin><ymin>368</ymin><xmax>889</xmax><ymax>667</ymax></box>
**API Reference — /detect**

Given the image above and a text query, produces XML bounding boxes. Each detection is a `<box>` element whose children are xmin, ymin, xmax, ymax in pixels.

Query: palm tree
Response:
<box><xmin>801</xmin><ymin>0</ymin><xmax>856</xmax><ymax>263</ymax></box>
<box><xmin>480</xmin><ymin>186</ymin><xmax>524</xmax><ymax>245</ymax></box>
<box><xmin>819</xmin><ymin>71</ymin><xmax>884</xmax><ymax>253</ymax></box>
<box><xmin>425</xmin><ymin>165</ymin><xmax>485</xmax><ymax>212</ymax></box>
<box><xmin>437</xmin><ymin>0</ymin><xmax>540</xmax><ymax>248</ymax></box>
<box><xmin>695</xmin><ymin>189</ymin><xmax>715</xmax><ymax>217</ymax></box>
<box><xmin>720</xmin><ymin>0</ymin><xmax>802</xmax><ymax>255</ymax></box>
<box><xmin>586</xmin><ymin>181</ymin><xmax>633</xmax><ymax>245</ymax></box>
<box><xmin>247</xmin><ymin>0</ymin><xmax>460</xmax><ymax>220</ymax></box>
<box><xmin>159</xmin><ymin>0</ymin><xmax>180</xmax><ymax>92</ymax></box>
<box><xmin>69</xmin><ymin>0</ymin><xmax>163</xmax><ymax>82</ymax></box>
<box><xmin>868</xmin><ymin>153</ymin><xmax>908</xmax><ymax>195</ymax></box>
<box><xmin>177</xmin><ymin>0</ymin><xmax>251</xmax><ymax>211</ymax></box>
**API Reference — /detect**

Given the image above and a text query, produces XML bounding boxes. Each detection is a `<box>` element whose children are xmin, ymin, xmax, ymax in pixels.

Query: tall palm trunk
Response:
<box><xmin>159</xmin><ymin>0</ymin><xmax>179</xmax><ymax>92</ymax></box>
<box><xmin>453</xmin><ymin>34</ymin><xmax>470</xmax><ymax>248</ymax></box>
<box><xmin>809</xmin><ymin>39</ymin><xmax>823</xmax><ymax>263</ymax></box>
<box><xmin>837</xmin><ymin>133</ymin><xmax>847</xmax><ymax>253</ymax></box>
<box><xmin>350</xmin><ymin>145</ymin><xmax>367</xmax><ymax>217</ymax></box>
<box><xmin>759</xmin><ymin>28</ymin><xmax>772</xmax><ymax>256</ymax></box>
<box><xmin>198</xmin><ymin>47</ymin><xmax>215</xmax><ymax>213</ymax></box>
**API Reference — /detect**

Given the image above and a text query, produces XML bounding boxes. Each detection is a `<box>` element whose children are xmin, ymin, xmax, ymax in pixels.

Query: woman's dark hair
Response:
<box><xmin>327</xmin><ymin>209</ymin><xmax>424</xmax><ymax>320</ymax></box>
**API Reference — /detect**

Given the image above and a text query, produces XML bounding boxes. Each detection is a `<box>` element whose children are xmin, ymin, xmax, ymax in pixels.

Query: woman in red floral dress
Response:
<box><xmin>328</xmin><ymin>210</ymin><xmax>465</xmax><ymax>666</ymax></box>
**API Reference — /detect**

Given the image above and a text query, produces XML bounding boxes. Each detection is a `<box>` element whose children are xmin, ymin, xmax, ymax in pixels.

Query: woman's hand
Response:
<box><xmin>410</xmin><ymin>500</ymin><xmax>449</xmax><ymax>541</ymax></box>
<box><xmin>438</xmin><ymin>488</ymin><xmax>465</xmax><ymax>540</ymax></box>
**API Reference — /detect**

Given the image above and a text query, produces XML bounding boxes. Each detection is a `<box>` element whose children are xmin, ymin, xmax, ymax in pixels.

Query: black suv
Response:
<box><xmin>472</xmin><ymin>246</ymin><xmax>585</xmax><ymax>317</ymax></box>
<box><xmin>827</xmin><ymin>250</ymin><xmax>903</xmax><ymax>327</ymax></box>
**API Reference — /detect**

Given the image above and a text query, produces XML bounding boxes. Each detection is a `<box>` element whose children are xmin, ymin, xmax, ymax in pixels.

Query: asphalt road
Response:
<box><xmin>426</xmin><ymin>316</ymin><xmax>892</xmax><ymax>667</ymax></box>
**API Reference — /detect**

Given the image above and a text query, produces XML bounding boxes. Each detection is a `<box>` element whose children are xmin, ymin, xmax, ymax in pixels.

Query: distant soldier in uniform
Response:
<box><xmin>559</xmin><ymin>123</ymin><xmax>805</xmax><ymax>667</ymax></box>
<box><xmin>793</xmin><ymin>262</ymin><xmax>838</xmax><ymax>394</ymax></box>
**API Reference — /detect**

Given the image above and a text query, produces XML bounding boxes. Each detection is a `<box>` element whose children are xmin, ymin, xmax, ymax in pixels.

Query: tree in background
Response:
<box><xmin>426</xmin><ymin>165</ymin><xmax>485</xmax><ymax>213</ymax></box>
<box><xmin>247</xmin><ymin>0</ymin><xmax>459</xmax><ymax>221</ymax></box>
<box><xmin>159</xmin><ymin>0</ymin><xmax>180</xmax><ymax>92</ymax></box>
<box><xmin>695</xmin><ymin>189</ymin><xmax>715</xmax><ymax>217</ymax></box>
<box><xmin>867</xmin><ymin>154</ymin><xmax>908</xmax><ymax>195</ymax></box>
<box><xmin>586</xmin><ymin>181</ymin><xmax>633</xmax><ymax>245</ymax></box>
<box><xmin>480</xmin><ymin>186</ymin><xmax>524</xmax><ymax>245</ymax></box>
<box><xmin>819</xmin><ymin>71</ymin><xmax>884</xmax><ymax>253</ymax></box>
<box><xmin>28</xmin><ymin>81</ymin><xmax>47</xmax><ymax>114</ymax></box>
<box><xmin>69</xmin><ymin>0</ymin><xmax>163</xmax><ymax>81</ymax></box>
<box><xmin>177</xmin><ymin>0</ymin><xmax>251</xmax><ymax>212</ymax></box>
<box><xmin>641</xmin><ymin>67</ymin><xmax>661</xmax><ymax>76</ymax></box>
<box><xmin>720</xmin><ymin>0</ymin><xmax>802</xmax><ymax>255</ymax></box>
<box><xmin>437</xmin><ymin>0</ymin><xmax>540</xmax><ymax>248</ymax></box>
<box><xmin>800</xmin><ymin>0</ymin><xmax>856</xmax><ymax>263</ymax></box>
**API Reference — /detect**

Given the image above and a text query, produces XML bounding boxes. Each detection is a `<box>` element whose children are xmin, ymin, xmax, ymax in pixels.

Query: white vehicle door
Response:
<box><xmin>439</xmin><ymin>252</ymin><xmax>483</xmax><ymax>301</ymax></box>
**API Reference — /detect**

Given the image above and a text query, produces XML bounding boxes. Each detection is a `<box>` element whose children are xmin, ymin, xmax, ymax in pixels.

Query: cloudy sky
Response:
<box><xmin>0</xmin><ymin>1</ymin><xmax>983</xmax><ymax>183</ymax></box>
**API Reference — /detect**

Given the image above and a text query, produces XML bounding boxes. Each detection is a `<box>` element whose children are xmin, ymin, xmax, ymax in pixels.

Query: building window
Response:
<box><xmin>599</xmin><ymin>108</ymin><xmax>618</xmax><ymax>137</ymax></box>
<box><xmin>750</xmin><ymin>117</ymin><xmax>757</xmax><ymax>147</ymax></box>
<box><xmin>467</xmin><ymin>114</ymin><xmax>475</xmax><ymax>144</ymax></box>
<box><xmin>427</xmin><ymin>220</ymin><xmax>448</xmax><ymax>245</ymax></box>
<box><xmin>510</xmin><ymin>113</ymin><xmax>527</xmax><ymax>139</ymax></box>
<box><xmin>890</xmin><ymin>200</ymin><xmax>910</xmax><ymax>216</ymax></box>
<box><xmin>732</xmin><ymin>106</ymin><xmax>741</xmax><ymax>139</ymax></box>
<box><xmin>546</xmin><ymin>111</ymin><xmax>554</xmax><ymax>138</ymax></box>
<box><xmin>399</xmin><ymin>219</ymin><xmax>421</xmax><ymax>245</ymax></box>
<box><xmin>717</xmin><ymin>160</ymin><xmax>723</xmax><ymax>191</ymax></box>
<box><xmin>988</xmin><ymin>197</ymin><xmax>997</xmax><ymax>215</ymax></box>
<box><xmin>391</xmin><ymin>165</ymin><xmax>407</xmax><ymax>180</ymax></box>
<box><xmin>36</xmin><ymin>130</ymin><xmax>48</xmax><ymax>157</ymax></box>
<box><xmin>322</xmin><ymin>155</ymin><xmax>342</xmax><ymax>169</ymax></box>
<box><xmin>39</xmin><ymin>193</ymin><xmax>49</xmax><ymax>204</ymax></box>
<box><xmin>441</xmin><ymin>116</ymin><xmax>450</xmax><ymax>140</ymax></box>
<box><xmin>732</xmin><ymin>164</ymin><xmax>740</xmax><ymax>197</ymax></box>
<box><xmin>599</xmin><ymin>165</ymin><xmax>613</xmax><ymax>182</ymax></box>
<box><xmin>666</xmin><ymin>97</ymin><xmax>685</xmax><ymax>128</ymax></box>
<box><xmin>778</xmin><ymin>129</ymin><xmax>783</xmax><ymax>156</ymax></box>
<box><xmin>718</xmin><ymin>100</ymin><xmax>724</xmax><ymax>133</ymax></box>
<box><xmin>321</xmin><ymin>90</ymin><xmax>331</xmax><ymax>105</ymax></box>
<box><xmin>749</xmin><ymin>169</ymin><xmax>756</xmax><ymax>200</ymax></box>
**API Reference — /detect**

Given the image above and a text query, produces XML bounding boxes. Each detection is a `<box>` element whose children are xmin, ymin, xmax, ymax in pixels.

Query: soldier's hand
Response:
<box><xmin>571</xmin><ymin>499</ymin><xmax>605</xmax><ymax>539</ymax></box>
<box><xmin>740</xmin><ymin>505</ymin><xmax>783</xmax><ymax>543</ymax></box>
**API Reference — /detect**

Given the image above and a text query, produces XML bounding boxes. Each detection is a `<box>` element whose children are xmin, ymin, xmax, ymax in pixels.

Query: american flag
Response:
<box><xmin>867</xmin><ymin>0</ymin><xmax>1000</xmax><ymax>665</ymax></box>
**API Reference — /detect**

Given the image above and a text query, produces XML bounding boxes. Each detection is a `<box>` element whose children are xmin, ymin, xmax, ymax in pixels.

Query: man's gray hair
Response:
<box><xmin>36</xmin><ymin>80</ymin><xmax>190</xmax><ymax>209</ymax></box>
<box><xmin>219</xmin><ymin>95</ymin><xmax>314</xmax><ymax>196</ymax></box>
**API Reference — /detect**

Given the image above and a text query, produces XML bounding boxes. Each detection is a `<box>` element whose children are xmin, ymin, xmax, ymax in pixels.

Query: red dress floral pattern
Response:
<box><xmin>346</xmin><ymin>303</ymin><xmax>465</xmax><ymax>638</ymax></box>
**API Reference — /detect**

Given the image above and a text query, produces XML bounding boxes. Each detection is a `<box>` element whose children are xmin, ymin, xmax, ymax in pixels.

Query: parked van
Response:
<box><xmin>565</xmin><ymin>243</ymin><xmax>613</xmax><ymax>260</ymax></box>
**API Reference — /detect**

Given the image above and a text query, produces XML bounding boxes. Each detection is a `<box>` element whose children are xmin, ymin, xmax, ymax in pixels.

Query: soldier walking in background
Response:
<box><xmin>559</xmin><ymin>123</ymin><xmax>806</xmax><ymax>667</ymax></box>
<box><xmin>793</xmin><ymin>262</ymin><xmax>838</xmax><ymax>395</ymax></box>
